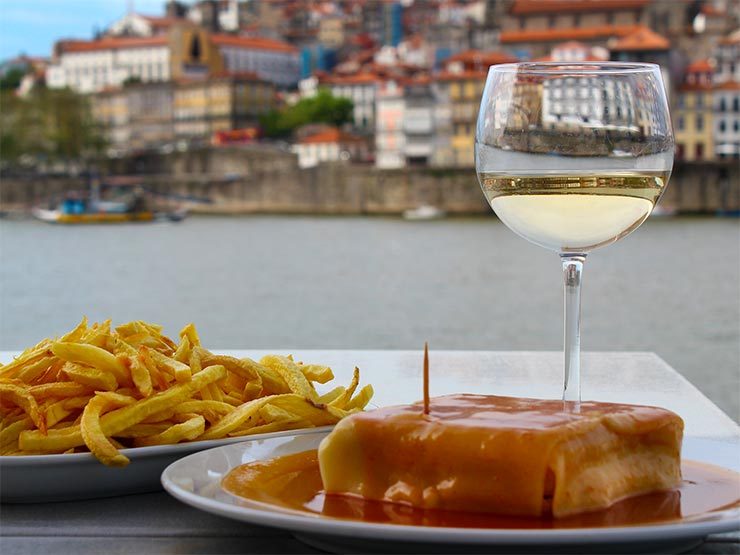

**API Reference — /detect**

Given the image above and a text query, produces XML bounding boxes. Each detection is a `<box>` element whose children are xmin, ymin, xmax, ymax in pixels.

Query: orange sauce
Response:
<box><xmin>318</xmin><ymin>394</ymin><xmax>685</xmax><ymax>517</ymax></box>
<box><xmin>222</xmin><ymin>450</ymin><xmax>740</xmax><ymax>529</ymax></box>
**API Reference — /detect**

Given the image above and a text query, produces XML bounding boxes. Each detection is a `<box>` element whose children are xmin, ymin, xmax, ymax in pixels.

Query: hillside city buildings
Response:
<box><xmin>26</xmin><ymin>0</ymin><xmax>740</xmax><ymax>167</ymax></box>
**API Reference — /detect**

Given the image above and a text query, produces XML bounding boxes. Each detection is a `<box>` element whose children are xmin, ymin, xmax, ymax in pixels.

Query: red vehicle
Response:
<box><xmin>212</xmin><ymin>128</ymin><xmax>262</xmax><ymax>146</ymax></box>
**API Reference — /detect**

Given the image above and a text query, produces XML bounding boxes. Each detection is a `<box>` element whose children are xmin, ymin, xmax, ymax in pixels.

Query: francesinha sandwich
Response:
<box><xmin>318</xmin><ymin>394</ymin><xmax>683</xmax><ymax>518</ymax></box>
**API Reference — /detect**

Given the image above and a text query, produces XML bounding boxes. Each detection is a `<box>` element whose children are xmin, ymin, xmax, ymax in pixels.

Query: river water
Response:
<box><xmin>1</xmin><ymin>215</ymin><xmax>738</xmax><ymax>419</ymax></box>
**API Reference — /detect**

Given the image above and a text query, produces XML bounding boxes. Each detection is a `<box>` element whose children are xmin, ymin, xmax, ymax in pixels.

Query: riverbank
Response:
<box><xmin>1</xmin><ymin>215</ymin><xmax>737</xmax><ymax>419</ymax></box>
<box><xmin>2</xmin><ymin>147</ymin><xmax>738</xmax><ymax>215</ymax></box>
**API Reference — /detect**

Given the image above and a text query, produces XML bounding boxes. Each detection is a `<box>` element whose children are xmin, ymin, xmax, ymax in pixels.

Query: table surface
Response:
<box><xmin>2</xmin><ymin>350</ymin><xmax>739</xmax><ymax>555</ymax></box>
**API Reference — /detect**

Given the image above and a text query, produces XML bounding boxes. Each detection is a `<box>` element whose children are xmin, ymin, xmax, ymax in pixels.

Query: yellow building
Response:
<box><xmin>674</xmin><ymin>60</ymin><xmax>714</xmax><ymax>162</ymax></box>
<box><xmin>438</xmin><ymin>71</ymin><xmax>487</xmax><ymax>167</ymax></box>
<box><xmin>318</xmin><ymin>15</ymin><xmax>345</xmax><ymax>48</ymax></box>
<box><xmin>91</xmin><ymin>74</ymin><xmax>275</xmax><ymax>149</ymax></box>
<box><xmin>173</xmin><ymin>74</ymin><xmax>276</xmax><ymax>140</ymax></box>
<box><xmin>91</xmin><ymin>88</ymin><xmax>130</xmax><ymax>147</ymax></box>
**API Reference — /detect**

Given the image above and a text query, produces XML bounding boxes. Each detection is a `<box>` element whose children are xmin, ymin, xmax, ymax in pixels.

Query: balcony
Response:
<box><xmin>404</xmin><ymin>141</ymin><xmax>433</xmax><ymax>157</ymax></box>
<box><xmin>403</xmin><ymin>118</ymin><xmax>433</xmax><ymax>135</ymax></box>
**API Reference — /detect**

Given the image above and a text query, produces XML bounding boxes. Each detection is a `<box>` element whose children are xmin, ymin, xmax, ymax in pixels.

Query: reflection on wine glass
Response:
<box><xmin>475</xmin><ymin>63</ymin><xmax>674</xmax><ymax>402</ymax></box>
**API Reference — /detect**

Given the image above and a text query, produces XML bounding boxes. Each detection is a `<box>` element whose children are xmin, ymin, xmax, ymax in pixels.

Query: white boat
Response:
<box><xmin>403</xmin><ymin>205</ymin><xmax>446</xmax><ymax>221</ymax></box>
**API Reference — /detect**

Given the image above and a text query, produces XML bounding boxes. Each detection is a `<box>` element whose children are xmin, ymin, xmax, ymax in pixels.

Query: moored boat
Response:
<box><xmin>32</xmin><ymin>207</ymin><xmax>156</xmax><ymax>224</ymax></box>
<box><xmin>32</xmin><ymin>178</ymin><xmax>187</xmax><ymax>224</ymax></box>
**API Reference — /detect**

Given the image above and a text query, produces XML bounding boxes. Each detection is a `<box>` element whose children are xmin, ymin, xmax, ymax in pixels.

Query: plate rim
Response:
<box><xmin>160</xmin><ymin>432</ymin><xmax>740</xmax><ymax>546</ymax></box>
<box><xmin>0</xmin><ymin>425</ymin><xmax>333</xmax><ymax>467</ymax></box>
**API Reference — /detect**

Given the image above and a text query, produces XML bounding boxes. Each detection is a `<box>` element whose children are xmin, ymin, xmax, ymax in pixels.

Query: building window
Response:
<box><xmin>735</xmin><ymin>120</ymin><xmax>740</xmax><ymax>132</ymax></box>
<box><xmin>719</xmin><ymin>98</ymin><xmax>726</xmax><ymax>111</ymax></box>
<box><xmin>696</xmin><ymin>143</ymin><xmax>703</xmax><ymax>159</ymax></box>
<box><xmin>719</xmin><ymin>120</ymin><xmax>726</xmax><ymax>132</ymax></box>
<box><xmin>696</xmin><ymin>114</ymin><xmax>703</xmax><ymax>130</ymax></box>
<box><xmin>676</xmin><ymin>143</ymin><xmax>684</xmax><ymax>159</ymax></box>
<box><xmin>696</xmin><ymin>94</ymin><xmax>703</xmax><ymax>108</ymax></box>
<box><xmin>548</xmin><ymin>15</ymin><xmax>555</xmax><ymax>28</ymax></box>
<box><xmin>677</xmin><ymin>116</ymin><xmax>684</xmax><ymax>130</ymax></box>
<box><xmin>734</xmin><ymin>97</ymin><xmax>740</xmax><ymax>112</ymax></box>
<box><xmin>677</xmin><ymin>95</ymin><xmax>685</xmax><ymax>108</ymax></box>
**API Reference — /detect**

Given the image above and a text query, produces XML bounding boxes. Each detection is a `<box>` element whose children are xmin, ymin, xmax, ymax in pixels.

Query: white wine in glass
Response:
<box><xmin>475</xmin><ymin>63</ymin><xmax>674</xmax><ymax>401</ymax></box>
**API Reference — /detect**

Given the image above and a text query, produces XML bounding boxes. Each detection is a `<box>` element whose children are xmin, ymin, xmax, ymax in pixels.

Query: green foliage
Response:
<box><xmin>0</xmin><ymin>68</ymin><xmax>26</xmax><ymax>91</ymax></box>
<box><xmin>260</xmin><ymin>89</ymin><xmax>353</xmax><ymax>138</ymax></box>
<box><xmin>0</xmin><ymin>87</ymin><xmax>106</xmax><ymax>165</ymax></box>
<box><xmin>123</xmin><ymin>76</ymin><xmax>142</xmax><ymax>86</ymax></box>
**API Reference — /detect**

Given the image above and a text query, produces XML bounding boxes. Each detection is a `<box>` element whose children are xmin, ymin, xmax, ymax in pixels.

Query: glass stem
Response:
<box><xmin>561</xmin><ymin>254</ymin><xmax>586</xmax><ymax>402</ymax></box>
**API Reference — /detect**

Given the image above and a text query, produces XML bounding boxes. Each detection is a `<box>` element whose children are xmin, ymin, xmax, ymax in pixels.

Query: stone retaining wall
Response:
<box><xmin>1</xmin><ymin>146</ymin><xmax>737</xmax><ymax>214</ymax></box>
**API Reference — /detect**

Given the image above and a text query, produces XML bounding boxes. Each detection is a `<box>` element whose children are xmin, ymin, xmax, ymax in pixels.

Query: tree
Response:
<box><xmin>0</xmin><ymin>68</ymin><xmax>26</xmax><ymax>91</ymax></box>
<box><xmin>0</xmin><ymin>87</ymin><xmax>105</xmax><ymax>166</ymax></box>
<box><xmin>260</xmin><ymin>89</ymin><xmax>353</xmax><ymax>138</ymax></box>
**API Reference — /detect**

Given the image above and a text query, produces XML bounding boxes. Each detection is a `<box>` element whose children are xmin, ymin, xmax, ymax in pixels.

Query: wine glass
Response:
<box><xmin>475</xmin><ymin>63</ymin><xmax>673</xmax><ymax>402</ymax></box>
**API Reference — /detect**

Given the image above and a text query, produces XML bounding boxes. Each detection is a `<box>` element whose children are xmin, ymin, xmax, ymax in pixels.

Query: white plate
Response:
<box><xmin>162</xmin><ymin>432</ymin><xmax>740</xmax><ymax>554</ymax></box>
<box><xmin>0</xmin><ymin>426</ymin><xmax>331</xmax><ymax>503</ymax></box>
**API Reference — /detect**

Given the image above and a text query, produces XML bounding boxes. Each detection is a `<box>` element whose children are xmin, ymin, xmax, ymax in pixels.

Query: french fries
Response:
<box><xmin>0</xmin><ymin>319</ymin><xmax>373</xmax><ymax>465</ymax></box>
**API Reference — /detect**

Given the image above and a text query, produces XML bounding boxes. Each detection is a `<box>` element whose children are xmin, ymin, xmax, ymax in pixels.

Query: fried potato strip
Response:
<box><xmin>81</xmin><ymin>393</ymin><xmax>136</xmax><ymax>467</ymax></box>
<box><xmin>51</xmin><ymin>343</ymin><xmax>129</xmax><ymax>386</ymax></box>
<box><xmin>0</xmin><ymin>383</ymin><xmax>45</xmax><ymax>433</ymax></box>
<box><xmin>1</xmin><ymin>319</ymin><xmax>373</xmax><ymax>465</ymax></box>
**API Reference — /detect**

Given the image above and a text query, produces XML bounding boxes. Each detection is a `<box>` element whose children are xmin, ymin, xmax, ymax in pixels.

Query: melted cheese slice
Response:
<box><xmin>318</xmin><ymin>394</ymin><xmax>683</xmax><ymax>517</ymax></box>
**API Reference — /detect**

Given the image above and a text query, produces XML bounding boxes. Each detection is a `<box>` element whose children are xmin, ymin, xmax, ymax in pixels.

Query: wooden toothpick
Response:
<box><xmin>423</xmin><ymin>341</ymin><xmax>430</xmax><ymax>415</ymax></box>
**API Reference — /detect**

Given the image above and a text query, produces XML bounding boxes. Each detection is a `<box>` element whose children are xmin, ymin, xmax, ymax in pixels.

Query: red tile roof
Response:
<box><xmin>298</xmin><ymin>127</ymin><xmax>365</xmax><ymax>144</ymax></box>
<box><xmin>211</xmin><ymin>34</ymin><xmax>299</xmax><ymax>53</ymax></box>
<box><xmin>685</xmin><ymin>59</ymin><xmax>714</xmax><ymax>74</ymax></box>
<box><xmin>402</xmin><ymin>74</ymin><xmax>433</xmax><ymax>85</ymax></box>
<box><xmin>678</xmin><ymin>83</ymin><xmax>713</xmax><ymax>92</ymax></box>
<box><xmin>500</xmin><ymin>24</ymin><xmax>639</xmax><ymax>44</ymax></box>
<box><xmin>57</xmin><ymin>36</ymin><xmax>168</xmax><ymax>53</ymax></box>
<box><xmin>719</xmin><ymin>30</ymin><xmax>740</xmax><ymax>45</ymax></box>
<box><xmin>610</xmin><ymin>26</ymin><xmax>670</xmax><ymax>51</ymax></box>
<box><xmin>511</xmin><ymin>0</ymin><xmax>649</xmax><ymax>15</ymax></box>
<box><xmin>443</xmin><ymin>49</ymin><xmax>518</xmax><ymax>69</ymax></box>
<box><xmin>321</xmin><ymin>72</ymin><xmax>380</xmax><ymax>85</ymax></box>
<box><xmin>714</xmin><ymin>80</ymin><xmax>740</xmax><ymax>91</ymax></box>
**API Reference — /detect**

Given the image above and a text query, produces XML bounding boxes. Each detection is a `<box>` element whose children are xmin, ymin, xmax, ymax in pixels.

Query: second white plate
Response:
<box><xmin>161</xmin><ymin>432</ymin><xmax>740</xmax><ymax>554</ymax></box>
<box><xmin>0</xmin><ymin>426</ymin><xmax>332</xmax><ymax>503</ymax></box>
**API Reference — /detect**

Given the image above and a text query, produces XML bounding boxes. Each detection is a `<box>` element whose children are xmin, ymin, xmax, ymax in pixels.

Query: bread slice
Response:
<box><xmin>318</xmin><ymin>394</ymin><xmax>683</xmax><ymax>517</ymax></box>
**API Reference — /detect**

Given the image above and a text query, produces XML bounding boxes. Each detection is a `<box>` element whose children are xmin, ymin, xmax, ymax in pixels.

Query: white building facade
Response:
<box><xmin>712</xmin><ymin>32</ymin><xmax>740</xmax><ymax>159</ymax></box>
<box><xmin>541</xmin><ymin>76</ymin><xmax>639</xmax><ymax>134</ymax></box>
<box><xmin>403</xmin><ymin>81</ymin><xmax>436</xmax><ymax>166</ymax></box>
<box><xmin>293</xmin><ymin>128</ymin><xmax>368</xmax><ymax>168</ymax></box>
<box><xmin>325</xmin><ymin>76</ymin><xmax>377</xmax><ymax>132</ymax></box>
<box><xmin>713</xmin><ymin>83</ymin><xmax>740</xmax><ymax>158</ymax></box>
<box><xmin>47</xmin><ymin>38</ymin><xmax>170</xmax><ymax>93</ymax></box>
<box><xmin>211</xmin><ymin>36</ymin><xmax>301</xmax><ymax>88</ymax></box>
<box><xmin>714</xmin><ymin>32</ymin><xmax>740</xmax><ymax>84</ymax></box>
<box><xmin>47</xmin><ymin>32</ymin><xmax>300</xmax><ymax>93</ymax></box>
